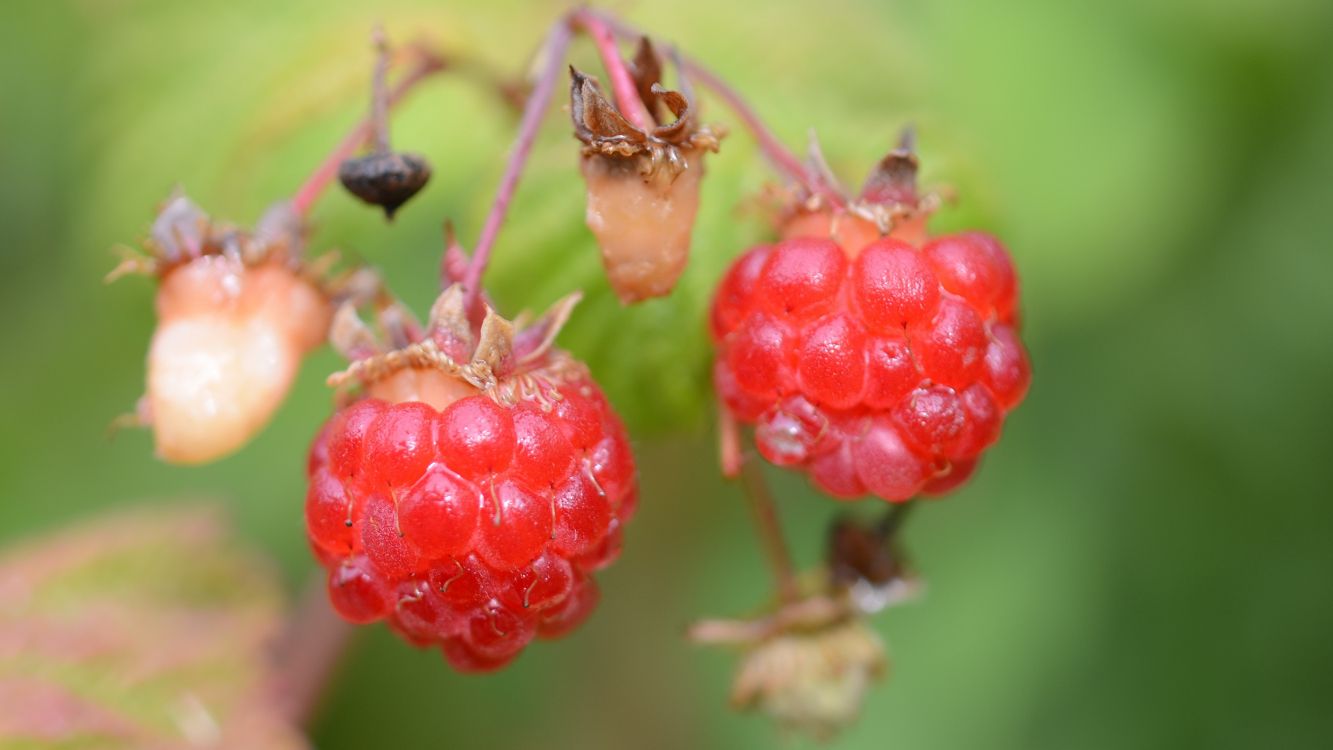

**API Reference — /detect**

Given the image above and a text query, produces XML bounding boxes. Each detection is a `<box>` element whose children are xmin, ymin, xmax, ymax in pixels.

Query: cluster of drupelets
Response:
<box><xmin>112</xmin><ymin>8</ymin><xmax>1029</xmax><ymax>738</ymax></box>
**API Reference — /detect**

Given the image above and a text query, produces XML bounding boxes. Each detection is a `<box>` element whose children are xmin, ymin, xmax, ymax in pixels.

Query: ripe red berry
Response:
<box><xmin>308</xmin><ymin>287</ymin><xmax>636</xmax><ymax>671</ymax></box>
<box><xmin>711</xmin><ymin>210</ymin><xmax>1029</xmax><ymax>502</ymax></box>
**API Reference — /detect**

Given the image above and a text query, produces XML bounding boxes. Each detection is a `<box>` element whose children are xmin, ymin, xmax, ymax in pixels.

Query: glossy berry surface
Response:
<box><xmin>306</xmin><ymin>379</ymin><xmax>635</xmax><ymax>672</ymax></box>
<box><xmin>711</xmin><ymin>228</ymin><xmax>1030</xmax><ymax>502</ymax></box>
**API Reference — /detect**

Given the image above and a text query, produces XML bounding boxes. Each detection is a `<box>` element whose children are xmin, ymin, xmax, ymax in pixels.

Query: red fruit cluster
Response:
<box><xmin>306</xmin><ymin>382</ymin><xmax>635</xmax><ymax>672</ymax></box>
<box><xmin>710</xmin><ymin>229</ymin><xmax>1030</xmax><ymax>501</ymax></box>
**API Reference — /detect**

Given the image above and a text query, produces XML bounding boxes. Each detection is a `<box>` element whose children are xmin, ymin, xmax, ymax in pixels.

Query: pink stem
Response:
<box><xmin>585</xmin><ymin>9</ymin><xmax>845</xmax><ymax>207</ymax></box>
<box><xmin>290</xmin><ymin>51</ymin><xmax>446</xmax><ymax>218</ymax></box>
<box><xmin>739</xmin><ymin>456</ymin><xmax>801</xmax><ymax>604</ymax></box>
<box><xmin>460</xmin><ymin>20</ymin><xmax>574</xmax><ymax>313</ymax></box>
<box><xmin>269</xmin><ymin>573</ymin><xmax>355</xmax><ymax>726</ymax></box>
<box><xmin>573</xmin><ymin>10</ymin><xmax>655</xmax><ymax>131</ymax></box>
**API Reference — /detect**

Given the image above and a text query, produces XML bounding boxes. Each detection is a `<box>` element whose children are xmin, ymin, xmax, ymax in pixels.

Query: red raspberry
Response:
<box><xmin>308</xmin><ymin>287</ymin><xmax>636</xmax><ymax>671</ymax></box>
<box><xmin>710</xmin><ymin>209</ymin><xmax>1029</xmax><ymax>502</ymax></box>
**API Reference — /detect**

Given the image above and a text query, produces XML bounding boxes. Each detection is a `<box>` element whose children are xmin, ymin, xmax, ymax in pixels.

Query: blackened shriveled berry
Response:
<box><xmin>338</xmin><ymin>152</ymin><xmax>432</xmax><ymax>219</ymax></box>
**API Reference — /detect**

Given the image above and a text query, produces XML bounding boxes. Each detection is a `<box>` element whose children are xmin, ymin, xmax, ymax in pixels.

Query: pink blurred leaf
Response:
<box><xmin>0</xmin><ymin>505</ymin><xmax>306</xmax><ymax>749</ymax></box>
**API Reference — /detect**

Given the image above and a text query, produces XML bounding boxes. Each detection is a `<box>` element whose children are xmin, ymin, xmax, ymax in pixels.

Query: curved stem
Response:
<box><xmin>875</xmin><ymin>500</ymin><xmax>915</xmax><ymax>543</ymax></box>
<box><xmin>269</xmin><ymin>573</ymin><xmax>354</xmax><ymax>727</ymax></box>
<box><xmin>290</xmin><ymin>48</ymin><xmax>446</xmax><ymax>218</ymax></box>
<box><xmin>739</xmin><ymin>456</ymin><xmax>801</xmax><ymax>604</ymax></box>
<box><xmin>584</xmin><ymin>9</ymin><xmax>844</xmax><ymax>207</ymax></box>
<box><xmin>572</xmin><ymin>10</ymin><xmax>655</xmax><ymax>131</ymax></box>
<box><xmin>368</xmin><ymin>27</ymin><xmax>392</xmax><ymax>154</ymax></box>
<box><xmin>459</xmin><ymin>19</ymin><xmax>573</xmax><ymax>313</ymax></box>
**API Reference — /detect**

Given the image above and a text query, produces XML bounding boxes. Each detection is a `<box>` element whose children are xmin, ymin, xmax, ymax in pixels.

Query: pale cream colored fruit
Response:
<box><xmin>146</xmin><ymin>257</ymin><xmax>330</xmax><ymax>464</ymax></box>
<box><xmin>581</xmin><ymin>152</ymin><xmax>703</xmax><ymax>304</ymax></box>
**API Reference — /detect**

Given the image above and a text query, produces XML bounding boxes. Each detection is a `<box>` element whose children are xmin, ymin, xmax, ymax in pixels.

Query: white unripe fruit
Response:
<box><xmin>581</xmin><ymin>151</ymin><xmax>703</xmax><ymax>305</ymax></box>
<box><xmin>146</xmin><ymin>256</ymin><xmax>329</xmax><ymax>464</ymax></box>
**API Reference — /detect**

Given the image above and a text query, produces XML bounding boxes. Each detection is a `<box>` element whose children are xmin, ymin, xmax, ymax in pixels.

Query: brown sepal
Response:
<box><xmin>859</xmin><ymin>138</ymin><xmax>919</xmax><ymax>206</ymax></box>
<box><xmin>569</xmin><ymin>63</ymin><xmax>721</xmax><ymax>174</ymax></box>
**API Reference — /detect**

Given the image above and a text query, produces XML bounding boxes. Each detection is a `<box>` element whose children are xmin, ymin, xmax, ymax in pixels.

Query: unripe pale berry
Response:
<box><xmin>114</xmin><ymin>195</ymin><xmax>335</xmax><ymax>464</ymax></box>
<box><xmin>570</xmin><ymin>41</ymin><xmax>721</xmax><ymax>304</ymax></box>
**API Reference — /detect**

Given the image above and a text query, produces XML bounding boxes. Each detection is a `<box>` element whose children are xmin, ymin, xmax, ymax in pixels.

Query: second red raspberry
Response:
<box><xmin>710</xmin><ymin>227</ymin><xmax>1030</xmax><ymax>502</ymax></box>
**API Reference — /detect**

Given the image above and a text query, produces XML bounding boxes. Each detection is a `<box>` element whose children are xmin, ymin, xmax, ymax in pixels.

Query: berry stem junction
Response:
<box><xmin>459</xmin><ymin>17</ymin><xmax>575</xmax><ymax>314</ymax></box>
<box><xmin>291</xmin><ymin>44</ymin><xmax>446</xmax><ymax>218</ymax></box>
<box><xmin>583</xmin><ymin>8</ymin><xmax>846</xmax><ymax>207</ymax></box>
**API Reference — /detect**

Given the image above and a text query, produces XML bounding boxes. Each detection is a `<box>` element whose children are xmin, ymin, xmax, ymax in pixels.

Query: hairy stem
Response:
<box><xmin>572</xmin><ymin>9</ymin><xmax>655</xmax><ymax>131</ymax></box>
<box><xmin>585</xmin><ymin>9</ymin><xmax>844</xmax><ymax>206</ymax></box>
<box><xmin>290</xmin><ymin>46</ymin><xmax>446</xmax><ymax>218</ymax></box>
<box><xmin>739</xmin><ymin>456</ymin><xmax>801</xmax><ymax>603</ymax></box>
<box><xmin>459</xmin><ymin>19</ymin><xmax>574</xmax><ymax>313</ymax></box>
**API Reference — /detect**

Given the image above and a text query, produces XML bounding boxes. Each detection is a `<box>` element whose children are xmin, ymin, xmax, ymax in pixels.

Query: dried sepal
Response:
<box><xmin>804</xmin><ymin>130</ymin><xmax>848</xmax><ymax>204</ymax></box>
<box><xmin>859</xmin><ymin>128</ymin><xmax>919</xmax><ymax>206</ymax></box>
<box><xmin>329</xmin><ymin>303</ymin><xmax>381</xmax><ymax>362</ymax></box>
<box><xmin>569</xmin><ymin>65</ymin><xmax>721</xmax><ymax>174</ymax></box>
<box><xmin>326</xmin><ymin>284</ymin><xmax>589</xmax><ymax>408</ymax></box>
<box><xmin>731</xmin><ymin>618</ymin><xmax>888</xmax><ymax>741</ymax></box>
<box><xmin>461</xmin><ymin>307</ymin><xmax>516</xmax><ymax>390</ymax></box>
<box><xmin>426</xmin><ymin>283</ymin><xmax>476</xmax><ymax>360</ymax></box>
<box><xmin>514</xmin><ymin>292</ymin><xmax>581</xmax><ymax>365</ymax></box>
<box><xmin>110</xmin><ymin>191</ymin><xmax>310</xmax><ymax>283</ymax></box>
<box><xmin>851</xmin><ymin>126</ymin><xmax>948</xmax><ymax>235</ymax></box>
<box><xmin>692</xmin><ymin>550</ymin><xmax>917</xmax><ymax>739</ymax></box>
<box><xmin>629</xmin><ymin>37</ymin><xmax>664</xmax><ymax>117</ymax></box>
<box><xmin>439</xmin><ymin>222</ymin><xmax>471</xmax><ymax>285</ymax></box>
<box><xmin>149</xmin><ymin>191</ymin><xmax>209</xmax><ymax>262</ymax></box>
<box><xmin>570</xmin><ymin>67</ymin><xmax>647</xmax><ymax>153</ymax></box>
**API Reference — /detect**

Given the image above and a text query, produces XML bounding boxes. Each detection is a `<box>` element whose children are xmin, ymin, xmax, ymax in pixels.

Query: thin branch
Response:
<box><xmin>875</xmin><ymin>500</ymin><xmax>915</xmax><ymax>543</ymax></box>
<box><xmin>290</xmin><ymin>46</ymin><xmax>446</xmax><ymax>218</ymax></box>
<box><xmin>459</xmin><ymin>19</ymin><xmax>574</xmax><ymax>313</ymax></box>
<box><xmin>739</xmin><ymin>456</ymin><xmax>801</xmax><ymax>604</ymax></box>
<box><xmin>269</xmin><ymin>573</ymin><xmax>355</xmax><ymax>727</ymax></box>
<box><xmin>583</xmin><ymin>8</ymin><xmax>845</xmax><ymax>207</ymax></box>
<box><xmin>689</xmin><ymin>593</ymin><xmax>850</xmax><ymax>645</ymax></box>
<box><xmin>571</xmin><ymin>9</ymin><xmax>655</xmax><ymax>131</ymax></box>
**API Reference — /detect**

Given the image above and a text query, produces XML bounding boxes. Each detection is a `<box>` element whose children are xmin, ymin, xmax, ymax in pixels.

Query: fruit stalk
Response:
<box><xmin>584</xmin><ymin>8</ymin><xmax>844</xmax><ymax>206</ymax></box>
<box><xmin>459</xmin><ymin>19</ymin><xmax>574</xmax><ymax>313</ymax></box>
<box><xmin>875</xmin><ymin>500</ymin><xmax>915</xmax><ymax>543</ymax></box>
<box><xmin>570</xmin><ymin>9</ymin><xmax>655</xmax><ymax>131</ymax></box>
<box><xmin>269</xmin><ymin>573</ymin><xmax>355</xmax><ymax>725</ymax></box>
<box><xmin>739</xmin><ymin>456</ymin><xmax>801</xmax><ymax>603</ymax></box>
<box><xmin>290</xmin><ymin>45</ymin><xmax>446</xmax><ymax>217</ymax></box>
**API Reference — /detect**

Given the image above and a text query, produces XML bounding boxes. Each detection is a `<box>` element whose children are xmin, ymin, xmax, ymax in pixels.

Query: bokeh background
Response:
<box><xmin>3</xmin><ymin>0</ymin><xmax>1332</xmax><ymax>747</ymax></box>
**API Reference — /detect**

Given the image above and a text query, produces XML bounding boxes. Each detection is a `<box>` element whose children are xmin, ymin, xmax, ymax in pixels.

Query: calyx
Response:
<box><xmin>328</xmin><ymin>284</ymin><xmax>586</xmax><ymax>405</ymax></box>
<box><xmin>570</xmin><ymin>38</ymin><xmax>721</xmax><ymax>177</ymax></box>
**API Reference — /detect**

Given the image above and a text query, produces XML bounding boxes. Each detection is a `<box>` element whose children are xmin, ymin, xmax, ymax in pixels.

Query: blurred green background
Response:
<box><xmin>3</xmin><ymin>0</ymin><xmax>1332</xmax><ymax>747</ymax></box>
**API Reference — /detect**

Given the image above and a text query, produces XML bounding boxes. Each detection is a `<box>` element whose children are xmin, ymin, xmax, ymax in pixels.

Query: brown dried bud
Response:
<box><xmin>338</xmin><ymin>152</ymin><xmax>432</xmax><ymax>220</ymax></box>
<box><xmin>827</xmin><ymin>517</ymin><xmax>905</xmax><ymax>588</ymax></box>
<box><xmin>732</xmin><ymin>618</ymin><xmax>888</xmax><ymax>740</ymax></box>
